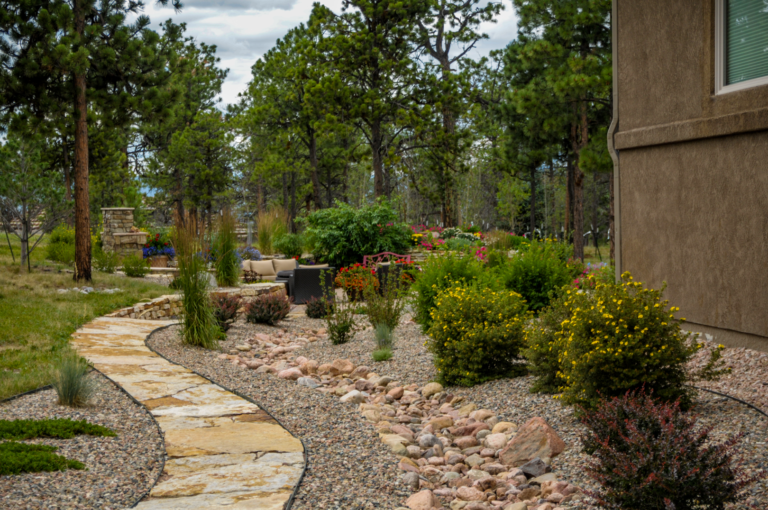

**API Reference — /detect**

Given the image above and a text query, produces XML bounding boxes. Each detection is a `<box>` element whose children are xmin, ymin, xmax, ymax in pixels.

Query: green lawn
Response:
<box><xmin>0</xmin><ymin>235</ymin><xmax>169</xmax><ymax>399</ymax></box>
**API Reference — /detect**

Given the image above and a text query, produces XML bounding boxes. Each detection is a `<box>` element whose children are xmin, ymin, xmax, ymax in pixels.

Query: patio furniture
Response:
<box><xmin>288</xmin><ymin>266</ymin><xmax>335</xmax><ymax>304</ymax></box>
<box><xmin>242</xmin><ymin>258</ymin><xmax>298</xmax><ymax>282</ymax></box>
<box><xmin>362</xmin><ymin>252</ymin><xmax>411</xmax><ymax>268</ymax></box>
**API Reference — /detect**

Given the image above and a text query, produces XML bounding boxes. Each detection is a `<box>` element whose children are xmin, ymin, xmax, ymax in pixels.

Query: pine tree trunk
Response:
<box><xmin>73</xmin><ymin>0</ymin><xmax>91</xmax><ymax>282</ymax></box>
<box><xmin>372</xmin><ymin>120</ymin><xmax>385</xmax><ymax>198</ymax></box>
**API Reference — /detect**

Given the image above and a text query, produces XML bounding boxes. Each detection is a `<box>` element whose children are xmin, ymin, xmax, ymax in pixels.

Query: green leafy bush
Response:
<box><xmin>0</xmin><ymin>442</ymin><xmax>85</xmax><ymax>476</ymax></box>
<box><xmin>444</xmin><ymin>237</ymin><xmax>474</xmax><ymax>251</ymax></box>
<box><xmin>523</xmin><ymin>290</ymin><xmax>574</xmax><ymax>394</ymax></box>
<box><xmin>51</xmin><ymin>356</ymin><xmax>95</xmax><ymax>407</ymax></box>
<box><xmin>245</xmin><ymin>293</ymin><xmax>291</xmax><ymax>325</ymax></box>
<box><xmin>531</xmin><ymin>273</ymin><xmax>727</xmax><ymax>410</ymax></box>
<box><xmin>427</xmin><ymin>284</ymin><xmax>528</xmax><ymax>386</ymax></box>
<box><xmin>0</xmin><ymin>418</ymin><xmax>115</xmax><ymax>440</ymax></box>
<box><xmin>411</xmin><ymin>253</ymin><xmax>496</xmax><ymax>332</ymax></box>
<box><xmin>497</xmin><ymin>241</ymin><xmax>572</xmax><ymax>313</ymax></box>
<box><xmin>274</xmin><ymin>233</ymin><xmax>304</xmax><ymax>259</ymax></box>
<box><xmin>581</xmin><ymin>388</ymin><xmax>760</xmax><ymax>509</ymax></box>
<box><xmin>305</xmin><ymin>296</ymin><xmax>330</xmax><ymax>319</ymax></box>
<box><xmin>302</xmin><ymin>199</ymin><xmax>411</xmax><ymax>268</ymax></box>
<box><xmin>122</xmin><ymin>253</ymin><xmax>150</xmax><ymax>277</ymax></box>
<box><xmin>212</xmin><ymin>294</ymin><xmax>241</xmax><ymax>332</ymax></box>
<box><xmin>45</xmin><ymin>224</ymin><xmax>76</xmax><ymax>264</ymax></box>
<box><xmin>214</xmin><ymin>210</ymin><xmax>240</xmax><ymax>287</ymax></box>
<box><xmin>93</xmin><ymin>247</ymin><xmax>119</xmax><ymax>273</ymax></box>
<box><xmin>326</xmin><ymin>292</ymin><xmax>356</xmax><ymax>345</ymax></box>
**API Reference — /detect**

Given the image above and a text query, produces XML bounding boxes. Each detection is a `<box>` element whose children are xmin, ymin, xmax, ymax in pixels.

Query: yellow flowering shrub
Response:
<box><xmin>523</xmin><ymin>290</ymin><xmax>574</xmax><ymax>393</ymax></box>
<box><xmin>427</xmin><ymin>284</ymin><xmax>529</xmax><ymax>386</ymax></box>
<box><xmin>539</xmin><ymin>272</ymin><xmax>726</xmax><ymax>409</ymax></box>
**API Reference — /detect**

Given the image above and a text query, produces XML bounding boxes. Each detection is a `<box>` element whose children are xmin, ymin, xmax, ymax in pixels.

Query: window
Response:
<box><xmin>715</xmin><ymin>0</ymin><xmax>768</xmax><ymax>94</ymax></box>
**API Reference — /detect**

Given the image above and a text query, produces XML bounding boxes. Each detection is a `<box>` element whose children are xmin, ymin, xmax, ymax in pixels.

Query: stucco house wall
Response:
<box><xmin>614</xmin><ymin>0</ymin><xmax>768</xmax><ymax>350</ymax></box>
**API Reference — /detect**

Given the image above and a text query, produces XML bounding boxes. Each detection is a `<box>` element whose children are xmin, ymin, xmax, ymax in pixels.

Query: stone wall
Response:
<box><xmin>106</xmin><ymin>283</ymin><xmax>286</xmax><ymax>320</ymax></box>
<box><xmin>102</xmin><ymin>208</ymin><xmax>146</xmax><ymax>256</ymax></box>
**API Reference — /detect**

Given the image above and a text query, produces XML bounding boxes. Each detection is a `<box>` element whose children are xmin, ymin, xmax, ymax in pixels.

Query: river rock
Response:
<box><xmin>499</xmin><ymin>417</ymin><xmax>565</xmax><ymax>467</ymax></box>
<box><xmin>405</xmin><ymin>490</ymin><xmax>438</xmax><ymax>510</ymax></box>
<box><xmin>340</xmin><ymin>390</ymin><xmax>366</xmax><ymax>404</ymax></box>
<box><xmin>277</xmin><ymin>368</ymin><xmax>303</xmax><ymax>380</ymax></box>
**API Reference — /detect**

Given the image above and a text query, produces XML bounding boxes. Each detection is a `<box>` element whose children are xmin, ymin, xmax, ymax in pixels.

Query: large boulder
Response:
<box><xmin>405</xmin><ymin>490</ymin><xmax>439</xmax><ymax>510</ymax></box>
<box><xmin>422</xmin><ymin>382</ymin><xmax>443</xmax><ymax>398</ymax></box>
<box><xmin>499</xmin><ymin>417</ymin><xmax>565</xmax><ymax>467</ymax></box>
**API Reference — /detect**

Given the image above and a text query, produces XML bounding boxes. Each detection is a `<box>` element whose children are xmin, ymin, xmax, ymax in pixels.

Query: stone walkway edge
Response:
<box><xmin>71</xmin><ymin>317</ymin><xmax>306</xmax><ymax>510</ymax></box>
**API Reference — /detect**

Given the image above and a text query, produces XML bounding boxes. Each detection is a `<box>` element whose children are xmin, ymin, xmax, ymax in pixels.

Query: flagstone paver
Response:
<box><xmin>70</xmin><ymin>317</ymin><xmax>304</xmax><ymax>509</ymax></box>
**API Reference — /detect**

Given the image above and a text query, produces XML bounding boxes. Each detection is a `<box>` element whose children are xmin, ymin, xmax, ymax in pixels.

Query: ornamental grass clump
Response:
<box><xmin>427</xmin><ymin>284</ymin><xmax>529</xmax><ymax>386</ymax></box>
<box><xmin>51</xmin><ymin>356</ymin><xmax>95</xmax><ymax>407</ymax></box>
<box><xmin>173</xmin><ymin>216</ymin><xmax>220</xmax><ymax>349</ymax></box>
<box><xmin>213</xmin><ymin>209</ymin><xmax>240</xmax><ymax>287</ymax></box>
<box><xmin>528</xmin><ymin>272</ymin><xmax>728</xmax><ymax>410</ymax></box>
<box><xmin>581</xmin><ymin>388</ymin><xmax>762</xmax><ymax>510</ymax></box>
<box><xmin>245</xmin><ymin>293</ymin><xmax>291</xmax><ymax>325</ymax></box>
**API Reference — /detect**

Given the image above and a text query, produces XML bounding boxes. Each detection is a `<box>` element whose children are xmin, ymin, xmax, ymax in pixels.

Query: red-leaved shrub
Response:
<box><xmin>245</xmin><ymin>293</ymin><xmax>292</xmax><ymax>326</ymax></box>
<box><xmin>212</xmin><ymin>294</ymin><xmax>241</xmax><ymax>331</ymax></box>
<box><xmin>580</xmin><ymin>388</ymin><xmax>761</xmax><ymax>510</ymax></box>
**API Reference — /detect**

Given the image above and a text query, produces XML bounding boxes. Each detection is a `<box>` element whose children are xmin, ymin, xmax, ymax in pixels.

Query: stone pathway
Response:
<box><xmin>70</xmin><ymin>317</ymin><xmax>304</xmax><ymax>509</ymax></box>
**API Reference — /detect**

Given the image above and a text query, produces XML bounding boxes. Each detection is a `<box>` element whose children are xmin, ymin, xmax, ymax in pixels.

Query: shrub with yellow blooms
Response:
<box><xmin>427</xmin><ymin>284</ymin><xmax>529</xmax><ymax>386</ymax></box>
<box><xmin>532</xmin><ymin>272</ymin><xmax>727</xmax><ymax>410</ymax></box>
<box><xmin>523</xmin><ymin>290</ymin><xmax>575</xmax><ymax>393</ymax></box>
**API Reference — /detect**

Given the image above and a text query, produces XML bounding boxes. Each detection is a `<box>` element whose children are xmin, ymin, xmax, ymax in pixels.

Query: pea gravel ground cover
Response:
<box><xmin>0</xmin><ymin>371</ymin><xmax>164</xmax><ymax>510</ymax></box>
<box><xmin>150</xmin><ymin>312</ymin><xmax>768</xmax><ymax>509</ymax></box>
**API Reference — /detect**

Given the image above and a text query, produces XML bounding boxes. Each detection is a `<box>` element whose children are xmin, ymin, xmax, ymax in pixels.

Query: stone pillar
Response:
<box><xmin>101</xmin><ymin>208</ymin><xmax>146</xmax><ymax>257</ymax></box>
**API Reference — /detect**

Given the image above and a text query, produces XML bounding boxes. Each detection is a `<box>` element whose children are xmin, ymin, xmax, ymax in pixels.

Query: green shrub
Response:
<box><xmin>305</xmin><ymin>296</ymin><xmax>330</xmax><ymax>319</ymax></box>
<box><xmin>45</xmin><ymin>224</ymin><xmax>76</xmax><ymax>264</ymax></box>
<box><xmin>326</xmin><ymin>291</ymin><xmax>356</xmax><ymax>345</ymax></box>
<box><xmin>214</xmin><ymin>210</ymin><xmax>240</xmax><ymax>287</ymax></box>
<box><xmin>523</xmin><ymin>290</ymin><xmax>574</xmax><ymax>393</ymax></box>
<box><xmin>274</xmin><ymin>233</ymin><xmax>304</xmax><ymax>259</ymax></box>
<box><xmin>0</xmin><ymin>418</ymin><xmax>115</xmax><ymax>440</ymax></box>
<box><xmin>444</xmin><ymin>237</ymin><xmax>474</xmax><ymax>251</ymax></box>
<box><xmin>93</xmin><ymin>247</ymin><xmax>119</xmax><ymax>273</ymax></box>
<box><xmin>245</xmin><ymin>293</ymin><xmax>291</xmax><ymax>326</ymax></box>
<box><xmin>174</xmin><ymin>220</ymin><xmax>220</xmax><ymax>349</ymax></box>
<box><xmin>301</xmin><ymin>199</ymin><xmax>411</xmax><ymax>268</ymax></box>
<box><xmin>51</xmin><ymin>356</ymin><xmax>95</xmax><ymax>407</ymax></box>
<box><xmin>497</xmin><ymin>241</ymin><xmax>572</xmax><ymax>313</ymax></box>
<box><xmin>538</xmin><ymin>273</ymin><xmax>727</xmax><ymax>410</ymax></box>
<box><xmin>372</xmin><ymin>348</ymin><xmax>393</xmax><ymax>362</ymax></box>
<box><xmin>363</xmin><ymin>267</ymin><xmax>407</xmax><ymax>331</ymax></box>
<box><xmin>411</xmin><ymin>253</ymin><xmax>496</xmax><ymax>332</ymax></box>
<box><xmin>581</xmin><ymin>388</ymin><xmax>760</xmax><ymax>510</ymax></box>
<box><xmin>122</xmin><ymin>253</ymin><xmax>150</xmax><ymax>277</ymax></box>
<box><xmin>0</xmin><ymin>442</ymin><xmax>85</xmax><ymax>476</ymax></box>
<box><xmin>212</xmin><ymin>294</ymin><xmax>241</xmax><ymax>332</ymax></box>
<box><xmin>427</xmin><ymin>284</ymin><xmax>529</xmax><ymax>386</ymax></box>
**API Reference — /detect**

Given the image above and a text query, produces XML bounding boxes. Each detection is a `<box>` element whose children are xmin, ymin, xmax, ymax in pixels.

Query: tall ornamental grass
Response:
<box><xmin>214</xmin><ymin>209</ymin><xmax>240</xmax><ymax>287</ymax></box>
<box><xmin>51</xmin><ymin>356</ymin><xmax>94</xmax><ymax>407</ymax></box>
<box><xmin>257</xmin><ymin>205</ymin><xmax>289</xmax><ymax>255</ymax></box>
<box><xmin>173</xmin><ymin>216</ymin><xmax>220</xmax><ymax>349</ymax></box>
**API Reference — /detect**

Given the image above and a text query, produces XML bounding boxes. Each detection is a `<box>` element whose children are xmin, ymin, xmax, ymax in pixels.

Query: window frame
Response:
<box><xmin>715</xmin><ymin>0</ymin><xmax>768</xmax><ymax>94</ymax></box>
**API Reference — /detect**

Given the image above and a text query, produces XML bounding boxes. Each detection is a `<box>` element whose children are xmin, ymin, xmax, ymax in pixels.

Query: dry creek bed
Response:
<box><xmin>148</xmin><ymin>312</ymin><xmax>768</xmax><ymax>510</ymax></box>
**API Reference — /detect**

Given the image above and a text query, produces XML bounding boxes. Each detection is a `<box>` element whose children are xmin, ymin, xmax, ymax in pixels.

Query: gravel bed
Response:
<box><xmin>150</xmin><ymin>312</ymin><xmax>768</xmax><ymax>509</ymax></box>
<box><xmin>148</xmin><ymin>320</ymin><xmax>412</xmax><ymax>510</ymax></box>
<box><xmin>0</xmin><ymin>371</ymin><xmax>165</xmax><ymax>510</ymax></box>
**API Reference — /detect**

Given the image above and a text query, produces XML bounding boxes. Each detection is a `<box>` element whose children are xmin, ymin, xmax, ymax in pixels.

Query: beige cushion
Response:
<box><xmin>250</xmin><ymin>260</ymin><xmax>276</xmax><ymax>276</ymax></box>
<box><xmin>299</xmin><ymin>264</ymin><xmax>329</xmax><ymax>269</ymax></box>
<box><xmin>242</xmin><ymin>260</ymin><xmax>252</xmax><ymax>271</ymax></box>
<box><xmin>273</xmin><ymin>259</ymin><xmax>298</xmax><ymax>272</ymax></box>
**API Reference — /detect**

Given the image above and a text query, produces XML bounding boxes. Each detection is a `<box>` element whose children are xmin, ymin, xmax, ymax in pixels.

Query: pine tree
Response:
<box><xmin>0</xmin><ymin>0</ymin><xmax>183</xmax><ymax>281</ymax></box>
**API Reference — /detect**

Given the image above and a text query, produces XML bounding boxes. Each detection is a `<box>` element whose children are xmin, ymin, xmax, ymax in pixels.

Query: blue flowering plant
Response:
<box><xmin>143</xmin><ymin>232</ymin><xmax>175</xmax><ymax>259</ymax></box>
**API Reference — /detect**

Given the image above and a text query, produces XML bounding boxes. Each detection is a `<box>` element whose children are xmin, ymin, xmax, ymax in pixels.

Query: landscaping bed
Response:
<box><xmin>0</xmin><ymin>371</ymin><xmax>165</xmax><ymax>509</ymax></box>
<box><xmin>147</xmin><ymin>308</ymin><xmax>768</xmax><ymax>509</ymax></box>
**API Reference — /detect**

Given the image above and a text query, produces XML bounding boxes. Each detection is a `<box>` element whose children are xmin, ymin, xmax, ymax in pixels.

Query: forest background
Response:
<box><xmin>0</xmin><ymin>0</ymin><xmax>613</xmax><ymax>280</ymax></box>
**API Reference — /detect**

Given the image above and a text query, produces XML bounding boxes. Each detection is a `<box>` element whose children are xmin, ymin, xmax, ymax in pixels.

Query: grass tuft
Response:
<box><xmin>51</xmin><ymin>356</ymin><xmax>95</xmax><ymax>407</ymax></box>
<box><xmin>372</xmin><ymin>348</ymin><xmax>393</xmax><ymax>362</ymax></box>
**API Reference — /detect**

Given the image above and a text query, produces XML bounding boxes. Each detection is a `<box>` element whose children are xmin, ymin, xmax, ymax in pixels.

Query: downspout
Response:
<box><xmin>607</xmin><ymin>0</ymin><xmax>621</xmax><ymax>281</ymax></box>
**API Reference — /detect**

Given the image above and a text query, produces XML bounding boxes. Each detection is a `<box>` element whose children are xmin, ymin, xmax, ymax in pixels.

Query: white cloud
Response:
<box><xmin>139</xmin><ymin>0</ymin><xmax>517</xmax><ymax>107</ymax></box>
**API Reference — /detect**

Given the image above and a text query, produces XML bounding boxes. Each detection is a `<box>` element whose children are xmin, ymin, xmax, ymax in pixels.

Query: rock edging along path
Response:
<box><xmin>70</xmin><ymin>317</ymin><xmax>304</xmax><ymax>509</ymax></box>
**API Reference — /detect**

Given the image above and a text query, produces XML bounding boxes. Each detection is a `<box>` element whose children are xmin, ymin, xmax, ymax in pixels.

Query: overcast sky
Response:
<box><xmin>139</xmin><ymin>0</ymin><xmax>519</xmax><ymax>107</ymax></box>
